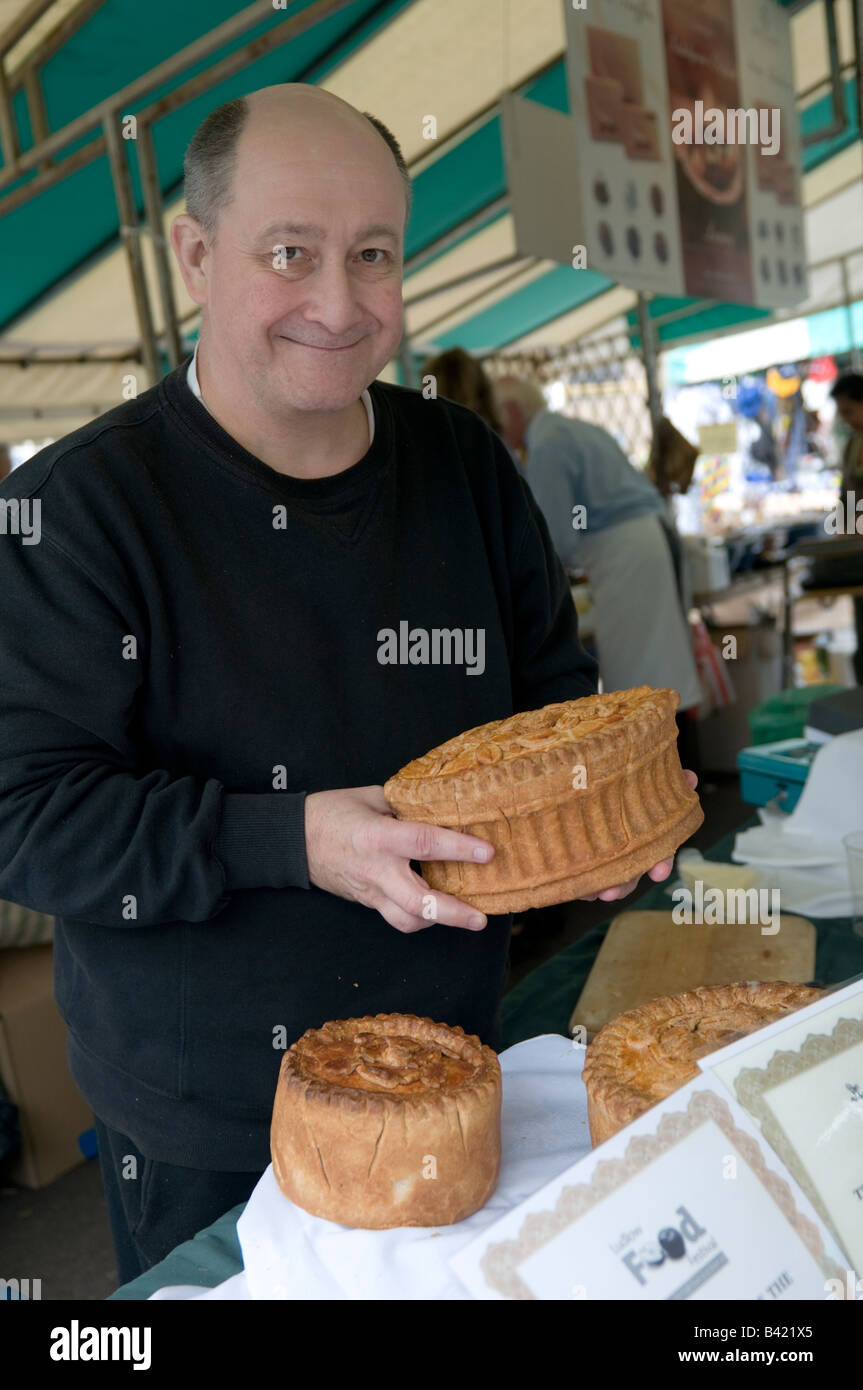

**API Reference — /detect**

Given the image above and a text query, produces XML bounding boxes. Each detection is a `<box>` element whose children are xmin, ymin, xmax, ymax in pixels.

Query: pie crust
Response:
<box><xmin>270</xmin><ymin>1014</ymin><xmax>502</xmax><ymax>1228</ymax></box>
<box><xmin>582</xmin><ymin>981</ymin><xmax>823</xmax><ymax>1145</ymax></box>
<box><xmin>383</xmin><ymin>687</ymin><xmax>703</xmax><ymax>912</ymax></box>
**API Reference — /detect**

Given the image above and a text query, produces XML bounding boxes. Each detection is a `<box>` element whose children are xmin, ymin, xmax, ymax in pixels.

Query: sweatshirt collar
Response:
<box><xmin>162</xmin><ymin>358</ymin><xmax>391</xmax><ymax>502</ymax></box>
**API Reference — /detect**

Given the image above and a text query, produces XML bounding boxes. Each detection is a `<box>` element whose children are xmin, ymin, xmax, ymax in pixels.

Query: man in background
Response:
<box><xmin>495</xmin><ymin>377</ymin><xmax>702</xmax><ymax>738</ymax></box>
<box><xmin>830</xmin><ymin>372</ymin><xmax>863</xmax><ymax>683</ymax></box>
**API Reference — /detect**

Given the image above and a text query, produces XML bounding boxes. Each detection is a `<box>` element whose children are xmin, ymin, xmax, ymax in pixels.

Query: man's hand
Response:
<box><xmin>306</xmin><ymin>770</ymin><xmax>698</xmax><ymax>932</ymax></box>
<box><xmin>305</xmin><ymin>786</ymin><xmax>494</xmax><ymax>934</ymax></box>
<box><xmin>577</xmin><ymin>769</ymin><xmax>699</xmax><ymax>902</ymax></box>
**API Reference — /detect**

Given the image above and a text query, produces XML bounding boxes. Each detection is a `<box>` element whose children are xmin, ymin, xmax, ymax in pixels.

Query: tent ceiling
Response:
<box><xmin>321</xmin><ymin>0</ymin><xmax>565</xmax><ymax>164</ymax></box>
<box><xmin>0</xmin><ymin>0</ymin><xmax>861</xmax><ymax>441</ymax></box>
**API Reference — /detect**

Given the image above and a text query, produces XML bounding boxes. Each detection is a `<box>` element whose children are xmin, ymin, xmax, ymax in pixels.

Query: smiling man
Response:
<box><xmin>0</xmin><ymin>85</ymin><xmax>685</xmax><ymax>1283</ymax></box>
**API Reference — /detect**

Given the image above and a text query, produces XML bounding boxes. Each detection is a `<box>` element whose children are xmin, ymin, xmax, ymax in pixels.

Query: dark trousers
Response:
<box><xmin>94</xmin><ymin>1115</ymin><xmax>263</xmax><ymax>1287</ymax></box>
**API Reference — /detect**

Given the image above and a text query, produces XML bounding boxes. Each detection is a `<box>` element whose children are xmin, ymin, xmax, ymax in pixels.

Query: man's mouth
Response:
<box><xmin>280</xmin><ymin>337</ymin><xmax>361</xmax><ymax>352</ymax></box>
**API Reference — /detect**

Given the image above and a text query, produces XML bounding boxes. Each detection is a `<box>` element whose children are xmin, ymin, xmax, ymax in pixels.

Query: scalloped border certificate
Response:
<box><xmin>449</xmin><ymin>1072</ymin><xmax>847</xmax><ymax>1301</ymax></box>
<box><xmin>698</xmin><ymin>977</ymin><xmax>863</xmax><ymax>1274</ymax></box>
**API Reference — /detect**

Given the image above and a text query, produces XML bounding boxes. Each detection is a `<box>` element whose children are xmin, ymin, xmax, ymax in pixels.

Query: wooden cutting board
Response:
<box><xmin>569</xmin><ymin>910</ymin><xmax>816</xmax><ymax>1040</ymax></box>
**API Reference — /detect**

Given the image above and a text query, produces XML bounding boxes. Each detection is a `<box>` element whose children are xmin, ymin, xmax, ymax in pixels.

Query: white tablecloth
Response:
<box><xmin>149</xmin><ymin>1033</ymin><xmax>591</xmax><ymax>1300</ymax></box>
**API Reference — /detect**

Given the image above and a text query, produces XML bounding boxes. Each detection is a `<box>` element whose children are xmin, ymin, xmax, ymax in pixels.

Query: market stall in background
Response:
<box><xmin>0</xmin><ymin>0</ymin><xmax>861</xmax><ymax>1315</ymax></box>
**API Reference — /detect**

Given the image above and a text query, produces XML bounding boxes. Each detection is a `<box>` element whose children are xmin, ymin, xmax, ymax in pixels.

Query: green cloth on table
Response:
<box><xmin>109</xmin><ymin>820</ymin><xmax>863</xmax><ymax>1300</ymax></box>
<box><xmin>109</xmin><ymin>1202</ymin><xmax>246</xmax><ymax>1301</ymax></box>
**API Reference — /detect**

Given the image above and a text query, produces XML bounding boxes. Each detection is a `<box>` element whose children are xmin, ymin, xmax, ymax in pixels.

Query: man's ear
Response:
<box><xmin>171</xmin><ymin>214</ymin><xmax>210</xmax><ymax>307</ymax></box>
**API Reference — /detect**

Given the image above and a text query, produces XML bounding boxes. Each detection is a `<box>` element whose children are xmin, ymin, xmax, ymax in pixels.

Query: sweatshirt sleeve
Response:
<box><xmin>0</xmin><ymin>499</ymin><xmax>308</xmax><ymax>927</ymax></box>
<box><xmin>508</xmin><ymin>466</ymin><xmax>599</xmax><ymax>711</ymax></box>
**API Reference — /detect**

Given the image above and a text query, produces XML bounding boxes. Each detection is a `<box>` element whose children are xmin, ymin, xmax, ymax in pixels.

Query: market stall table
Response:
<box><xmin>107</xmin><ymin>822</ymin><xmax>863</xmax><ymax>1301</ymax></box>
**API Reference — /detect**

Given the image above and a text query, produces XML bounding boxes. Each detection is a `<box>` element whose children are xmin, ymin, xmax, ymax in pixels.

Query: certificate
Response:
<box><xmin>450</xmin><ymin>1072</ymin><xmax>847</xmax><ymax>1300</ymax></box>
<box><xmin>699</xmin><ymin>977</ymin><xmax>863</xmax><ymax>1274</ymax></box>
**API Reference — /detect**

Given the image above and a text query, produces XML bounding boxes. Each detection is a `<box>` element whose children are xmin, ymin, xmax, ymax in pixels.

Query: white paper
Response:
<box><xmin>699</xmin><ymin>976</ymin><xmax>863</xmax><ymax>1273</ymax></box>
<box><xmin>449</xmin><ymin>1072</ymin><xmax>850</xmax><ymax>1301</ymax></box>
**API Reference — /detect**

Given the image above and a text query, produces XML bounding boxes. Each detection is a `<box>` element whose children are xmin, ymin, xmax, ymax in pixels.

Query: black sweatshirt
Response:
<box><xmin>0</xmin><ymin>362</ymin><xmax>598</xmax><ymax>1169</ymax></box>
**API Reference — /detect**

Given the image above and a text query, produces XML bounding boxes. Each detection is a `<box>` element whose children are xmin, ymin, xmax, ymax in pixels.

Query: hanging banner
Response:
<box><xmin>561</xmin><ymin>0</ymin><xmax>806</xmax><ymax>309</ymax></box>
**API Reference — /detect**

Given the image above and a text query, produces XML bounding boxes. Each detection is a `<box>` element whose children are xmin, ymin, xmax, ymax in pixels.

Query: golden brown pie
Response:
<box><xmin>270</xmin><ymin>1014</ymin><xmax>501</xmax><ymax>1229</ymax></box>
<box><xmin>383</xmin><ymin>686</ymin><xmax>703</xmax><ymax>913</ymax></box>
<box><xmin>582</xmin><ymin>981</ymin><xmax>822</xmax><ymax>1146</ymax></box>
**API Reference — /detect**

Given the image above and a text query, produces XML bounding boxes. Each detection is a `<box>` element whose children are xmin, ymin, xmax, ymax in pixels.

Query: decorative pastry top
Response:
<box><xmin>391</xmin><ymin>687</ymin><xmax>669</xmax><ymax>780</ymax></box>
<box><xmin>585</xmin><ymin>981</ymin><xmax>822</xmax><ymax>1107</ymax></box>
<box><xmin>289</xmin><ymin>1015</ymin><xmax>490</xmax><ymax>1098</ymax></box>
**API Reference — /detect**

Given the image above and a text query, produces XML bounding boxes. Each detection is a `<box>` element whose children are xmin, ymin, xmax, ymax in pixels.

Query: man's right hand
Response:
<box><xmin>304</xmin><ymin>785</ymin><xmax>494</xmax><ymax>934</ymax></box>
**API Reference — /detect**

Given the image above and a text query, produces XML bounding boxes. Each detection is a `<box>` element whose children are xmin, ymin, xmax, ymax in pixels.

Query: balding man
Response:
<box><xmin>497</xmin><ymin>378</ymin><xmax>702</xmax><ymax>720</ymax></box>
<box><xmin>0</xmin><ymin>86</ymin><xmax>688</xmax><ymax>1280</ymax></box>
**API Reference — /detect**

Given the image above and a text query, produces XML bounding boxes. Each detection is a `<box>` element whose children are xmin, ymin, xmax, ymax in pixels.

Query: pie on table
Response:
<box><xmin>270</xmin><ymin>1014</ymin><xmax>501</xmax><ymax>1228</ymax></box>
<box><xmin>383</xmin><ymin>686</ymin><xmax>703</xmax><ymax>913</ymax></box>
<box><xmin>582</xmin><ymin>981</ymin><xmax>823</xmax><ymax>1145</ymax></box>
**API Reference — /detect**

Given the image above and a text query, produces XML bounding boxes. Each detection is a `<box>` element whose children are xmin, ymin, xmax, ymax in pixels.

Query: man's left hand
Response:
<box><xmin>577</xmin><ymin>769</ymin><xmax>698</xmax><ymax>902</ymax></box>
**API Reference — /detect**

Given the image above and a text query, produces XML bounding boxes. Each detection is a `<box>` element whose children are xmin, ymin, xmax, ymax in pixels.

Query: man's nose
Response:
<box><xmin>302</xmin><ymin>259</ymin><xmax>363</xmax><ymax>335</ymax></box>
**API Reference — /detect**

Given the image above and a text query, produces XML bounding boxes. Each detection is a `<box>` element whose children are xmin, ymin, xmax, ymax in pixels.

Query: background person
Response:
<box><xmin>829</xmin><ymin>372</ymin><xmax>863</xmax><ymax>683</ymax></box>
<box><xmin>420</xmin><ymin>347</ymin><xmax>505</xmax><ymax>437</ymax></box>
<box><xmin>495</xmin><ymin>376</ymin><xmax>702</xmax><ymax>759</ymax></box>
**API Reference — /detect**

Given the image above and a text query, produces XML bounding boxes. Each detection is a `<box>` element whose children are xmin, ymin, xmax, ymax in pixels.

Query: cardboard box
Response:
<box><xmin>0</xmin><ymin>944</ymin><xmax>93</xmax><ymax>1188</ymax></box>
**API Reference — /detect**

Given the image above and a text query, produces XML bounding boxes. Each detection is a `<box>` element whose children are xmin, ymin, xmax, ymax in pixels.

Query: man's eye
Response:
<box><xmin>359</xmin><ymin>249</ymin><xmax>388</xmax><ymax>264</ymax></box>
<box><xmin>271</xmin><ymin>245</ymin><xmax>303</xmax><ymax>264</ymax></box>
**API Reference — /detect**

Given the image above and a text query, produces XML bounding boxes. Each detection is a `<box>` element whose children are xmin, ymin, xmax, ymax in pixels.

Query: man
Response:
<box><xmin>0</xmin><ymin>85</ymin><xmax>687</xmax><ymax>1282</ymax></box>
<box><xmin>495</xmin><ymin>377</ymin><xmax>702</xmax><ymax>721</ymax></box>
<box><xmin>830</xmin><ymin>372</ymin><xmax>863</xmax><ymax>684</ymax></box>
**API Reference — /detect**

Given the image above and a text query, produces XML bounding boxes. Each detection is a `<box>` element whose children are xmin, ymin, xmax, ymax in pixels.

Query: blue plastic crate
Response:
<box><xmin>737</xmin><ymin>737</ymin><xmax>822</xmax><ymax>812</ymax></box>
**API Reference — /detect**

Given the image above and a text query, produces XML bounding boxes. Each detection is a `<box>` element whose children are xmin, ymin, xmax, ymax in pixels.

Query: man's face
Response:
<box><xmin>198</xmin><ymin>106</ymin><xmax>406</xmax><ymax>414</ymax></box>
<box><xmin>834</xmin><ymin>394</ymin><xmax>863</xmax><ymax>435</ymax></box>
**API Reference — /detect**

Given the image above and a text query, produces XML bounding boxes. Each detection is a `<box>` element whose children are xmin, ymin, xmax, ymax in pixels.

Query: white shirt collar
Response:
<box><xmin>186</xmin><ymin>341</ymin><xmax>375</xmax><ymax>446</ymax></box>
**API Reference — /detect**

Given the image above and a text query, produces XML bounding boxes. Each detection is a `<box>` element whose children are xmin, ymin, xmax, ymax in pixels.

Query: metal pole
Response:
<box><xmin>636</xmin><ymin>292</ymin><xmax>663</xmax><ymax>431</ymax></box>
<box><xmin>23</xmin><ymin>66</ymin><xmax>51</xmax><ymax>174</ymax></box>
<box><xmin>0</xmin><ymin>61</ymin><xmax>18</xmax><ymax>166</ymax></box>
<box><xmin>404</xmin><ymin>196</ymin><xmax>510</xmax><ymax>276</ymax></box>
<box><xmin>411</xmin><ymin>262</ymin><xmax>537</xmax><ymax>339</ymax></box>
<box><xmin>854</xmin><ymin>0</ymin><xmax>863</xmax><ymax>146</ymax></box>
<box><xmin>403</xmin><ymin>254</ymin><xmax>524</xmax><ymax>309</ymax></box>
<box><xmin>398</xmin><ymin>332</ymin><xmax>417</xmax><ymax>389</ymax></box>
<box><xmin>103</xmin><ymin>109</ymin><xmax>160</xmax><ymax>387</ymax></box>
<box><xmin>0</xmin><ymin>0</ymin><xmax>356</xmax><ymax>193</ymax></box>
<box><xmin>0</xmin><ymin>136</ymin><xmax>104</xmax><ymax>217</ymax></box>
<box><xmin>0</xmin><ymin>0</ymin><xmax>58</xmax><ymax>55</ymax></box>
<box><xmin>9</xmin><ymin>0</ymin><xmax>107</xmax><ymax>96</ymax></box>
<box><xmin>782</xmin><ymin>556</ymin><xmax>794</xmax><ymax>690</ymax></box>
<box><xmin>136</xmin><ymin>123</ymin><xmax>183</xmax><ymax>370</ymax></box>
<box><xmin>803</xmin><ymin>0</ymin><xmax>847</xmax><ymax>147</ymax></box>
<box><xmin>840</xmin><ymin>255</ymin><xmax>860</xmax><ymax>369</ymax></box>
